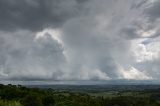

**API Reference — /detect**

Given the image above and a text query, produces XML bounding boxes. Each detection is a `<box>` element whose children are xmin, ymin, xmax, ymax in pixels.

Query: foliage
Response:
<box><xmin>0</xmin><ymin>84</ymin><xmax>160</xmax><ymax>106</ymax></box>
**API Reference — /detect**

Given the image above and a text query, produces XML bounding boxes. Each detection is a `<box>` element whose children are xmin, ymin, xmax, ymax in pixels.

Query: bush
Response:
<box><xmin>21</xmin><ymin>93</ymin><xmax>43</xmax><ymax>106</ymax></box>
<box><xmin>42</xmin><ymin>95</ymin><xmax>55</xmax><ymax>106</ymax></box>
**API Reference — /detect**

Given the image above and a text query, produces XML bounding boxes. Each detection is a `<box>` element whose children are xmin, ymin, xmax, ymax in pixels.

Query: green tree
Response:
<box><xmin>22</xmin><ymin>93</ymin><xmax>43</xmax><ymax>106</ymax></box>
<box><xmin>42</xmin><ymin>95</ymin><xmax>55</xmax><ymax>106</ymax></box>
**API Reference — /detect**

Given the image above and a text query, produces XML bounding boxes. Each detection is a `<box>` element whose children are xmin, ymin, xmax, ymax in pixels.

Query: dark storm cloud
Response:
<box><xmin>120</xmin><ymin>0</ymin><xmax>160</xmax><ymax>40</ymax></box>
<box><xmin>121</xmin><ymin>26</ymin><xmax>141</xmax><ymax>39</ymax></box>
<box><xmin>0</xmin><ymin>0</ymin><xmax>86</xmax><ymax>31</ymax></box>
<box><xmin>144</xmin><ymin>0</ymin><xmax>160</xmax><ymax>21</ymax></box>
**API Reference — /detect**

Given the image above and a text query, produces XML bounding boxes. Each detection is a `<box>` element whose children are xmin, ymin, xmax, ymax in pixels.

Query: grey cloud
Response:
<box><xmin>120</xmin><ymin>0</ymin><xmax>160</xmax><ymax>40</ymax></box>
<box><xmin>144</xmin><ymin>0</ymin><xmax>160</xmax><ymax>21</ymax></box>
<box><xmin>61</xmin><ymin>0</ymin><xmax>137</xmax><ymax>79</ymax></box>
<box><xmin>60</xmin><ymin>0</ymin><xmax>160</xmax><ymax>80</ymax></box>
<box><xmin>0</xmin><ymin>0</ymin><xmax>86</xmax><ymax>31</ymax></box>
<box><xmin>130</xmin><ymin>0</ymin><xmax>148</xmax><ymax>9</ymax></box>
<box><xmin>0</xmin><ymin>0</ymin><xmax>160</xmax><ymax>81</ymax></box>
<box><xmin>121</xmin><ymin>26</ymin><xmax>141</xmax><ymax>39</ymax></box>
<box><xmin>0</xmin><ymin>31</ymin><xmax>66</xmax><ymax>80</ymax></box>
<box><xmin>135</xmin><ymin>58</ymin><xmax>160</xmax><ymax>79</ymax></box>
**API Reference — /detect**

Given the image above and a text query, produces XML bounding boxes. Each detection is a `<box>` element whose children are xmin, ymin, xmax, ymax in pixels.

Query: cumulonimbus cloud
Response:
<box><xmin>0</xmin><ymin>0</ymin><xmax>159</xmax><ymax>82</ymax></box>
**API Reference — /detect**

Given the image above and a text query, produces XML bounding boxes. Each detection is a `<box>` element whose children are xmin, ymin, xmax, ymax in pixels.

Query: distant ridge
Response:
<box><xmin>0</xmin><ymin>79</ymin><xmax>160</xmax><ymax>85</ymax></box>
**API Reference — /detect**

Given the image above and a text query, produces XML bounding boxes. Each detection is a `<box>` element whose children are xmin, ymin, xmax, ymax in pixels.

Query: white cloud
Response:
<box><xmin>131</xmin><ymin>36</ymin><xmax>160</xmax><ymax>63</ymax></box>
<box><xmin>121</xmin><ymin>67</ymin><xmax>152</xmax><ymax>80</ymax></box>
<box><xmin>35</xmin><ymin>28</ymin><xmax>63</xmax><ymax>44</ymax></box>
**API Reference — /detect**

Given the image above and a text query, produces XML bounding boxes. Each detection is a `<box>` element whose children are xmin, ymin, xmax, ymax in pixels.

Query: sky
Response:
<box><xmin>0</xmin><ymin>0</ymin><xmax>160</xmax><ymax>84</ymax></box>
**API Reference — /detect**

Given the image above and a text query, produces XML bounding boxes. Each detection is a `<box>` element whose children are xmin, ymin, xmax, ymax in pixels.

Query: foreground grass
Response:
<box><xmin>0</xmin><ymin>99</ymin><xmax>21</xmax><ymax>106</ymax></box>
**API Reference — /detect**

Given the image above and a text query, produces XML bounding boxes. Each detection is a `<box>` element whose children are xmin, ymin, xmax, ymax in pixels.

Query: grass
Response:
<box><xmin>0</xmin><ymin>99</ymin><xmax>22</xmax><ymax>106</ymax></box>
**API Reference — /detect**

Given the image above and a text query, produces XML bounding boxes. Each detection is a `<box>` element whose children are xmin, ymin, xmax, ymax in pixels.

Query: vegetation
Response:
<box><xmin>0</xmin><ymin>84</ymin><xmax>160</xmax><ymax>106</ymax></box>
<box><xmin>0</xmin><ymin>99</ymin><xmax>21</xmax><ymax>106</ymax></box>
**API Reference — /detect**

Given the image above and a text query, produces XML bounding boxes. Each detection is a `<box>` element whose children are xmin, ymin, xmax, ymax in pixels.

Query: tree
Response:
<box><xmin>22</xmin><ymin>93</ymin><xmax>43</xmax><ymax>106</ymax></box>
<box><xmin>42</xmin><ymin>95</ymin><xmax>55</xmax><ymax>106</ymax></box>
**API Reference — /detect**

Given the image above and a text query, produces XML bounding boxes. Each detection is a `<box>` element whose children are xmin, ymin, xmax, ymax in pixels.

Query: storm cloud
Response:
<box><xmin>0</xmin><ymin>0</ymin><xmax>160</xmax><ymax>82</ymax></box>
<box><xmin>0</xmin><ymin>0</ymin><xmax>86</xmax><ymax>31</ymax></box>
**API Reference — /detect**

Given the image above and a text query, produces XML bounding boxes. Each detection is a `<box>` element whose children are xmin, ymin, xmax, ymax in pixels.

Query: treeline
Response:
<box><xmin>0</xmin><ymin>84</ymin><xmax>160</xmax><ymax>106</ymax></box>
